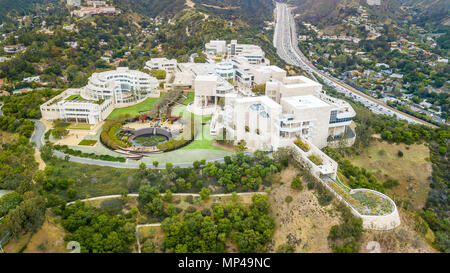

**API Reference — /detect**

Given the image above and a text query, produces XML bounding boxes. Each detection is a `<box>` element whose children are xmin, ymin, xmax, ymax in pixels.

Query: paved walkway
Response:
<box><xmin>67</xmin><ymin>191</ymin><xmax>267</xmax><ymax>205</ymax></box>
<box><xmin>30</xmin><ymin>119</ymin><xmax>246</xmax><ymax>169</ymax></box>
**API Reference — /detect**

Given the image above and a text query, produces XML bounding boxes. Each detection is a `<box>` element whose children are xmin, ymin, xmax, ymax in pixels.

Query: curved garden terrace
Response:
<box><xmin>44</xmin><ymin>92</ymin><xmax>234</xmax><ymax>165</ymax></box>
<box><xmin>327</xmin><ymin>177</ymin><xmax>396</xmax><ymax>216</ymax></box>
<box><xmin>292</xmin><ymin>138</ymin><xmax>397</xmax><ymax>218</ymax></box>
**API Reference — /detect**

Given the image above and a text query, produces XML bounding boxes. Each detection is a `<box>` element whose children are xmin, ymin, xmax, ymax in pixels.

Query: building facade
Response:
<box><xmin>145</xmin><ymin>58</ymin><xmax>178</xmax><ymax>73</ymax></box>
<box><xmin>210</xmin><ymin>73</ymin><xmax>356</xmax><ymax>151</ymax></box>
<box><xmin>40</xmin><ymin>67</ymin><xmax>159</xmax><ymax>124</ymax></box>
<box><xmin>82</xmin><ymin>67</ymin><xmax>159</xmax><ymax>105</ymax></box>
<box><xmin>40</xmin><ymin>89</ymin><xmax>114</xmax><ymax>124</ymax></box>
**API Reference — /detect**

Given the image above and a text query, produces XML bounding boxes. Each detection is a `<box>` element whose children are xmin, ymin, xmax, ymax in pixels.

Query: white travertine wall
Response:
<box><xmin>252</xmin><ymin>66</ymin><xmax>287</xmax><ymax>85</ymax></box>
<box><xmin>289</xmin><ymin>143</ymin><xmax>401</xmax><ymax>231</ymax></box>
<box><xmin>351</xmin><ymin>189</ymin><xmax>401</xmax><ymax>230</ymax></box>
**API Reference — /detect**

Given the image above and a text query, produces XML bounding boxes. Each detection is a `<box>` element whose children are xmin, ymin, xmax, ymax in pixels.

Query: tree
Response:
<box><xmin>153</xmin><ymin>161</ymin><xmax>159</xmax><ymax>168</ymax></box>
<box><xmin>5</xmin><ymin>192</ymin><xmax>45</xmax><ymax>235</ymax></box>
<box><xmin>67</xmin><ymin>188</ymin><xmax>78</xmax><ymax>199</ymax></box>
<box><xmin>199</xmin><ymin>187</ymin><xmax>210</xmax><ymax>201</ymax></box>
<box><xmin>147</xmin><ymin>197</ymin><xmax>164</xmax><ymax>216</ymax></box>
<box><xmin>291</xmin><ymin>175</ymin><xmax>303</xmax><ymax>191</ymax></box>
<box><xmin>150</xmin><ymin>69</ymin><xmax>166</xmax><ymax>80</ymax></box>
<box><xmin>165</xmin><ymin>204</ymin><xmax>178</xmax><ymax>217</ymax></box>
<box><xmin>164</xmin><ymin>189</ymin><xmax>173</xmax><ymax>202</ymax></box>
<box><xmin>0</xmin><ymin>192</ymin><xmax>22</xmax><ymax>217</ymax></box>
<box><xmin>236</xmin><ymin>140</ymin><xmax>247</xmax><ymax>152</ymax></box>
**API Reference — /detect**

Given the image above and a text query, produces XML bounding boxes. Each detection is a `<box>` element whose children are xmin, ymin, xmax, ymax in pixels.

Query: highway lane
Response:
<box><xmin>273</xmin><ymin>2</ymin><xmax>437</xmax><ymax>128</ymax></box>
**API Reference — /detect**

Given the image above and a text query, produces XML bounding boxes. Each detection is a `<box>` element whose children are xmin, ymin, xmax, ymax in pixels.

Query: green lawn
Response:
<box><xmin>107</xmin><ymin>96</ymin><xmax>161</xmax><ymax>120</ymax></box>
<box><xmin>78</xmin><ymin>139</ymin><xmax>97</xmax><ymax>146</ymax></box>
<box><xmin>182</xmin><ymin>92</ymin><xmax>194</xmax><ymax>105</ymax></box>
<box><xmin>181</xmin><ymin>123</ymin><xmax>224</xmax><ymax>151</ymax></box>
<box><xmin>171</xmin><ymin>105</ymin><xmax>223</xmax><ymax>151</ymax></box>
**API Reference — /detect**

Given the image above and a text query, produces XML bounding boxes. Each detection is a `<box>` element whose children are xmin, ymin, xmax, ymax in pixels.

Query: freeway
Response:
<box><xmin>274</xmin><ymin>2</ymin><xmax>437</xmax><ymax>128</ymax></box>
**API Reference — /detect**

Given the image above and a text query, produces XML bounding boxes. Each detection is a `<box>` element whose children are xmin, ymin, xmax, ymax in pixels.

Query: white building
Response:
<box><xmin>40</xmin><ymin>89</ymin><xmax>114</xmax><ymax>124</ymax></box>
<box><xmin>228</xmin><ymin>40</ymin><xmax>266</xmax><ymax>65</ymax></box>
<box><xmin>215</xmin><ymin>61</ymin><xmax>235</xmax><ymax>81</ymax></box>
<box><xmin>265</xmin><ymin>76</ymin><xmax>322</xmax><ymax>103</ymax></box>
<box><xmin>82</xmin><ymin>67</ymin><xmax>159</xmax><ymax>105</ymax></box>
<box><xmin>251</xmin><ymin>65</ymin><xmax>287</xmax><ymax>85</ymax></box>
<box><xmin>205</xmin><ymin>40</ymin><xmax>227</xmax><ymax>56</ymax></box>
<box><xmin>145</xmin><ymin>58</ymin><xmax>178</xmax><ymax>73</ymax></box>
<box><xmin>204</xmin><ymin>40</ymin><xmax>267</xmax><ymax>65</ymax></box>
<box><xmin>67</xmin><ymin>0</ymin><xmax>81</xmax><ymax>6</ymax></box>
<box><xmin>86</xmin><ymin>1</ymin><xmax>106</xmax><ymax>7</ymax></box>
<box><xmin>3</xmin><ymin>44</ymin><xmax>26</xmax><ymax>54</ymax></box>
<box><xmin>41</xmin><ymin>68</ymin><xmax>159</xmax><ymax>124</ymax></box>
<box><xmin>211</xmin><ymin>72</ymin><xmax>356</xmax><ymax>150</ymax></box>
<box><xmin>192</xmin><ymin>74</ymin><xmax>234</xmax><ymax>115</ymax></box>
<box><xmin>71</xmin><ymin>6</ymin><xmax>119</xmax><ymax>17</ymax></box>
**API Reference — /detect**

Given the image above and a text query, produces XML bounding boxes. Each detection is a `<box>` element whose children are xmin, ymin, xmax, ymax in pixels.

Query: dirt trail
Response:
<box><xmin>34</xmin><ymin>149</ymin><xmax>46</xmax><ymax>171</ymax></box>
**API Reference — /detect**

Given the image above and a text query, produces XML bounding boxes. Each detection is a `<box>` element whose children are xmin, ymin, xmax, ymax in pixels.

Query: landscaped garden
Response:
<box><xmin>50</xmin><ymin>89</ymin><xmax>231</xmax><ymax>164</ymax></box>
<box><xmin>78</xmin><ymin>139</ymin><xmax>97</xmax><ymax>146</ymax></box>
<box><xmin>308</xmin><ymin>154</ymin><xmax>323</xmax><ymax>165</ymax></box>
<box><xmin>350</xmin><ymin>190</ymin><xmax>394</xmax><ymax>215</ymax></box>
<box><xmin>132</xmin><ymin>134</ymin><xmax>168</xmax><ymax>147</ymax></box>
<box><xmin>327</xmin><ymin>179</ymin><xmax>395</xmax><ymax>216</ymax></box>
<box><xmin>294</xmin><ymin>138</ymin><xmax>310</xmax><ymax>152</ymax></box>
<box><xmin>182</xmin><ymin>92</ymin><xmax>194</xmax><ymax>105</ymax></box>
<box><xmin>106</xmin><ymin>96</ymin><xmax>163</xmax><ymax>120</ymax></box>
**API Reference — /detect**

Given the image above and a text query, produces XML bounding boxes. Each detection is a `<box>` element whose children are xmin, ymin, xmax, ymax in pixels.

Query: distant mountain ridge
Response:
<box><xmin>286</xmin><ymin>0</ymin><xmax>449</xmax><ymax>26</ymax></box>
<box><xmin>0</xmin><ymin>0</ymin><xmax>57</xmax><ymax>21</ymax></box>
<box><xmin>113</xmin><ymin>0</ymin><xmax>274</xmax><ymax>26</ymax></box>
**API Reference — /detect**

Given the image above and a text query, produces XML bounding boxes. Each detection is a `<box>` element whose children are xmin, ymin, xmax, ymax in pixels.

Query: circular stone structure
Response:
<box><xmin>132</xmin><ymin>134</ymin><xmax>168</xmax><ymax>147</ymax></box>
<box><xmin>128</xmin><ymin>127</ymin><xmax>173</xmax><ymax>147</ymax></box>
<box><xmin>350</xmin><ymin>189</ymin><xmax>401</xmax><ymax>230</ymax></box>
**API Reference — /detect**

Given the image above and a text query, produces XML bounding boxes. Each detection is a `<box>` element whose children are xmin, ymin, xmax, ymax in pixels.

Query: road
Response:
<box><xmin>273</xmin><ymin>2</ymin><xmax>437</xmax><ymax>128</ymax></box>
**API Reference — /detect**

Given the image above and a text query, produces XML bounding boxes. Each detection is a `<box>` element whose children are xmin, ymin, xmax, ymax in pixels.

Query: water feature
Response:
<box><xmin>132</xmin><ymin>134</ymin><xmax>168</xmax><ymax>147</ymax></box>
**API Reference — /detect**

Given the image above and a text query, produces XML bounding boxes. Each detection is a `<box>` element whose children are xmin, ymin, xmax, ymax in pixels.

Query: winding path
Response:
<box><xmin>66</xmin><ymin>191</ymin><xmax>267</xmax><ymax>205</ymax></box>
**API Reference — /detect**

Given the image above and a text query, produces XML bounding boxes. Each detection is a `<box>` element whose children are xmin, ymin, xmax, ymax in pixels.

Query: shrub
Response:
<box><xmin>184</xmin><ymin>195</ymin><xmax>194</xmax><ymax>204</ymax></box>
<box><xmin>201</xmin><ymin>208</ymin><xmax>211</xmax><ymax>217</ymax></box>
<box><xmin>100</xmin><ymin>119</ymin><xmax>128</xmax><ymax>150</ymax></box>
<box><xmin>383</xmin><ymin>179</ymin><xmax>399</xmax><ymax>189</ymax></box>
<box><xmin>185</xmin><ymin>206</ymin><xmax>197</xmax><ymax>214</ymax></box>
<box><xmin>294</xmin><ymin>138</ymin><xmax>310</xmax><ymax>152</ymax></box>
<box><xmin>308</xmin><ymin>154</ymin><xmax>323</xmax><ymax>165</ymax></box>
<box><xmin>199</xmin><ymin>187</ymin><xmax>211</xmax><ymax>201</ymax></box>
<box><xmin>285</xmin><ymin>196</ymin><xmax>293</xmax><ymax>203</ymax></box>
<box><xmin>291</xmin><ymin>175</ymin><xmax>303</xmax><ymax>191</ymax></box>
<box><xmin>53</xmin><ymin>145</ymin><xmax>126</xmax><ymax>162</ymax></box>
<box><xmin>150</xmin><ymin>69</ymin><xmax>166</xmax><ymax>80</ymax></box>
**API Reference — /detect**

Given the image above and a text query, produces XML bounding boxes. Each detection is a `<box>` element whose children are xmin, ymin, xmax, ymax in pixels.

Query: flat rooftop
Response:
<box><xmin>254</xmin><ymin>65</ymin><xmax>286</xmax><ymax>73</ymax></box>
<box><xmin>281</xmin><ymin>95</ymin><xmax>330</xmax><ymax>109</ymax></box>
<box><xmin>283</xmin><ymin>75</ymin><xmax>321</xmax><ymax>86</ymax></box>
<box><xmin>236</xmin><ymin>95</ymin><xmax>281</xmax><ymax>110</ymax></box>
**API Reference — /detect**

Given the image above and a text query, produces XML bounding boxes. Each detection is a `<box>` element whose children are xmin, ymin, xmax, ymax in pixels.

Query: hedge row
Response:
<box><xmin>157</xmin><ymin>114</ymin><xmax>196</xmax><ymax>152</ymax></box>
<box><xmin>54</xmin><ymin>145</ymin><xmax>126</xmax><ymax>162</ymax></box>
